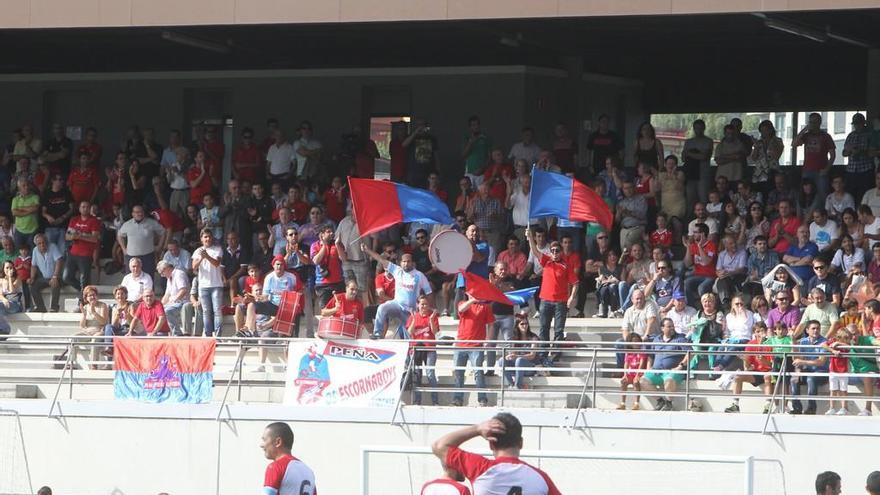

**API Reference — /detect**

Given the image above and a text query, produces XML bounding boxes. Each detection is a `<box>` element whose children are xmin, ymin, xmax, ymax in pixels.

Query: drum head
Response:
<box><xmin>428</xmin><ymin>230</ymin><xmax>473</xmax><ymax>274</ymax></box>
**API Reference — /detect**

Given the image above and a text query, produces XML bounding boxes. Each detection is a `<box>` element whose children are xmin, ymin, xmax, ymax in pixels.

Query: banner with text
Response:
<box><xmin>283</xmin><ymin>339</ymin><xmax>409</xmax><ymax>407</ymax></box>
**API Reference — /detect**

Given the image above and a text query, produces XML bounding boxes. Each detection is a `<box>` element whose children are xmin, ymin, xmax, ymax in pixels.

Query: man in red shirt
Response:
<box><xmin>793</xmin><ymin>112</ymin><xmax>836</xmax><ymax>199</ymax></box>
<box><xmin>75</xmin><ymin>127</ymin><xmax>102</xmax><ymax>169</ymax></box>
<box><xmin>452</xmin><ymin>293</ymin><xmax>494</xmax><ymax>407</ymax></box>
<box><xmin>67</xmin><ymin>152</ymin><xmax>99</xmax><ymax>205</ymax></box>
<box><xmin>683</xmin><ymin>223</ymin><xmax>717</xmax><ymax>307</ymax></box>
<box><xmin>432</xmin><ymin>413</ymin><xmax>562</xmax><ymax>495</ymax></box>
<box><xmin>129</xmin><ymin>289</ymin><xmax>169</xmax><ymax>336</ymax></box>
<box><xmin>322</xmin><ymin>176</ymin><xmax>346</xmax><ymax>223</ymax></box>
<box><xmin>482</xmin><ymin>149</ymin><xmax>512</xmax><ymax>202</ymax></box>
<box><xmin>63</xmin><ymin>201</ymin><xmax>101</xmax><ymax>291</ymax></box>
<box><xmin>527</xmin><ymin>228</ymin><xmax>577</xmax><ymax>351</ymax></box>
<box><xmin>200</xmin><ymin>126</ymin><xmax>225</xmax><ymax>184</ymax></box>
<box><xmin>286</xmin><ymin>185</ymin><xmax>310</xmax><ymax>224</ymax></box>
<box><xmin>768</xmin><ymin>199</ymin><xmax>800</xmax><ymax>255</ymax></box>
<box><xmin>310</xmin><ymin>225</ymin><xmax>344</xmax><ymax>308</ymax></box>
<box><xmin>233</xmin><ymin>127</ymin><xmax>262</xmax><ymax>184</ymax></box>
<box><xmin>320</xmin><ymin>280</ymin><xmax>365</xmax><ymax>323</ymax></box>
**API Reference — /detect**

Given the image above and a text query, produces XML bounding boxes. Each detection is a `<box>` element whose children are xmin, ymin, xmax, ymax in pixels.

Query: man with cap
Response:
<box><xmin>666</xmin><ymin>291</ymin><xmax>698</xmax><ymax>334</ymax></box>
<box><xmin>843</xmin><ymin>112</ymin><xmax>874</xmax><ymax>202</ymax></box>
<box><xmin>247</xmin><ymin>255</ymin><xmax>300</xmax><ymax>335</ymax></box>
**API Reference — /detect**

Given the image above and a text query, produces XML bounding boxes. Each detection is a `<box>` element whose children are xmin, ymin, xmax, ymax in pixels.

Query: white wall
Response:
<box><xmin>2</xmin><ymin>400</ymin><xmax>878</xmax><ymax>495</ymax></box>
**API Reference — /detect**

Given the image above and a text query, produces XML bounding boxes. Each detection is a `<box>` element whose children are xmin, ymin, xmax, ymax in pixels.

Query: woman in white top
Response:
<box><xmin>716</xmin><ymin>295</ymin><xmax>755</xmax><ymax>370</ymax></box>
<box><xmin>75</xmin><ymin>285</ymin><xmax>110</xmax><ymax>369</ymax></box>
<box><xmin>831</xmin><ymin>234</ymin><xmax>865</xmax><ymax>272</ymax></box>
<box><xmin>192</xmin><ymin>228</ymin><xmax>224</xmax><ymax>337</ymax></box>
<box><xmin>831</xmin><ymin>234</ymin><xmax>865</xmax><ymax>293</ymax></box>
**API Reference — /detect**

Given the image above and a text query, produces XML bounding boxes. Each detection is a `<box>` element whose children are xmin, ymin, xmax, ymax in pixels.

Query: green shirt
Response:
<box><xmin>764</xmin><ymin>335</ymin><xmax>792</xmax><ymax>354</ymax></box>
<box><xmin>849</xmin><ymin>335</ymin><xmax>879</xmax><ymax>374</ymax></box>
<box><xmin>799</xmin><ymin>303</ymin><xmax>839</xmax><ymax>336</ymax></box>
<box><xmin>463</xmin><ymin>133</ymin><xmax>491</xmax><ymax>175</ymax></box>
<box><xmin>0</xmin><ymin>250</ymin><xmax>15</xmax><ymax>265</ymax></box>
<box><xmin>11</xmin><ymin>193</ymin><xmax>40</xmax><ymax>234</ymax></box>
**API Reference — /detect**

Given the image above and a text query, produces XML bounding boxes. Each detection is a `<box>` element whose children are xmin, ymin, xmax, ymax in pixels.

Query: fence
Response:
<box><xmin>0</xmin><ymin>334</ymin><xmax>877</xmax><ymax>429</ymax></box>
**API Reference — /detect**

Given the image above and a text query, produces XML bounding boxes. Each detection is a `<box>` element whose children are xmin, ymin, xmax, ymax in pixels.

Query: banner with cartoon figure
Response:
<box><xmin>113</xmin><ymin>337</ymin><xmax>216</xmax><ymax>403</ymax></box>
<box><xmin>283</xmin><ymin>339</ymin><xmax>409</xmax><ymax>407</ymax></box>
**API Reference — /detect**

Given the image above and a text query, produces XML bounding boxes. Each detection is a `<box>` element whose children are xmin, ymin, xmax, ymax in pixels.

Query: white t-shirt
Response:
<box><xmin>165</xmin><ymin>268</ymin><xmax>190</xmax><ymax>303</ymax></box>
<box><xmin>292</xmin><ymin>138</ymin><xmax>321</xmax><ymax>176</ymax></box>
<box><xmin>508</xmin><ymin>142</ymin><xmax>541</xmax><ymax>165</ymax></box>
<box><xmin>266</xmin><ymin>142</ymin><xmax>295</xmax><ymax>176</ymax></box>
<box><xmin>809</xmin><ymin>219</ymin><xmax>838</xmax><ymax>251</ymax></box>
<box><xmin>865</xmin><ymin>217</ymin><xmax>880</xmax><ymax>251</ymax></box>
<box><xmin>510</xmin><ymin>187</ymin><xmax>534</xmax><ymax>227</ymax></box>
<box><xmin>667</xmin><ymin>305</ymin><xmax>698</xmax><ymax>334</ymax></box>
<box><xmin>725</xmin><ymin>310</ymin><xmax>756</xmax><ymax>341</ymax></box>
<box><xmin>862</xmin><ymin>188</ymin><xmax>880</xmax><ymax>217</ymax></box>
<box><xmin>121</xmin><ymin>272</ymin><xmax>154</xmax><ymax>302</ymax></box>
<box><xmin>193</xmin><ymin>245</ymin><xmax>224</xmax><ymax>288</ymax></box>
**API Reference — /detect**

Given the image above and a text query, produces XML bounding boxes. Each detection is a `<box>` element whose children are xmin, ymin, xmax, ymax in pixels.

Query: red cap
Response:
<box><xmin>271</xmin><ymin>255</ymin><xmax>287</xmax><ymax>268</ymax></box>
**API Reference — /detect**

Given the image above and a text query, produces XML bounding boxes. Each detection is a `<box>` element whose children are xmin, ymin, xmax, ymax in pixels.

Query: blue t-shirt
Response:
<box><xmin>796</xmin><ymin>336</ymin><xmax>828</xmax><ymax>372</ymax></box>
<box><xmin>263</xmin><ymin>271</ymin><xmax>299</xmax><ymax>306</ymax></box>
<box><xmin>651</xmin><ymin>333</ymin><xmax>688</xmax><ymax>370</ymax></box>
<box><xmin>456</xmin><ymin>241</ymin><xmax>490</xmax><ymax>288</ymax></box>
<box><xmin>388</xmin><ymin>263</ymin><xmax>433</xmax><ymax>311</ymax></box>
<box><xmin>785</xmin><ymin>242</ymin><xmax>819</xmax><ymax>283</ymax></box>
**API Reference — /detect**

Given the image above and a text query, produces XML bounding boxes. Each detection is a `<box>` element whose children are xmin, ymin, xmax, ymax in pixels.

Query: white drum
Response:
<box><xmin>429</xmin><ymin>230</ymin><xmax>473</xmax><ymax>274</ymax></box>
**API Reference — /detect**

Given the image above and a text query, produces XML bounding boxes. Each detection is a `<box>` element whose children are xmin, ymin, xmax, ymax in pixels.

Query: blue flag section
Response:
<box><xmin>504</xmin><ymin>286</ymin><xmax>539</xmax><ymax>305</ymax></box>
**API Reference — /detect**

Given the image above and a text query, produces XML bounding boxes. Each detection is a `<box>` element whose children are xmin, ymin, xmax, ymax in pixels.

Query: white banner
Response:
<box><xmin>283</xmin><ymin>338</ymin><xmax>409</xmax><ymax>407</ymax></box>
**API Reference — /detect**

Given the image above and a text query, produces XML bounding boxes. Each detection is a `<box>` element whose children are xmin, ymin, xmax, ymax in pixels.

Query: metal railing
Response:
<box><xmin>1</xmin><ymin>335</ymin><xmax>877</xmax><ymax>430</ymax></box>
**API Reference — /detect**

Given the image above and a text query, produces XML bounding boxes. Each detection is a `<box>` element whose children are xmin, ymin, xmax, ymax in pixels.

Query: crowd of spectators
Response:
<box><xmin>5</xmin><ymin>112</ymin><xmax>880</xmax><ymax>411</ymax></box>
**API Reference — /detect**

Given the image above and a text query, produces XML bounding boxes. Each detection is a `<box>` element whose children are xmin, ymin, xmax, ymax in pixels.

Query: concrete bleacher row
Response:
<box><xmin>2</xmin><ymin>309</ymin><xmax>870</xmax><ymax>415</ymax></box>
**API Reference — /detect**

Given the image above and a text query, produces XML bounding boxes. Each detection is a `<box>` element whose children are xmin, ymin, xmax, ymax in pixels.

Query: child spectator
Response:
<box><xmin>406</xmin><ymin>294</ymin><xmax>440</xmax><ymax>406</ymax></box>
<box><xmin>766</xmin><ymin>322</ymin><xmax>793</xmax><ymax>406</ymax></box>
<box><xmin>706</xmin><ymin>190</ymin><xmax>723</xmax><ymax>221</ymax></box>
<box><xmin>199</xmin><ymin>193</ymin><xmax>222</xmax><ymax>241</ymax></box>
<box><xmin>618</xmin><ymin>332</ymin><xmax>647</xmax><ymax>410</ymax></box>
<box><xmin>832</xmin><ymin>298</ymin><xmax>863</xmax><ymax>335</ymax></box>
<box><xmin>647</xmin><ymin>212</ymin><xmax>672</xmax><ymax>256</ymax></box>
<box><xmin>825</xmin><ymin>326</ymin><xmax>855</xmax><ymax>415</ymax></box>
<box><xmin>14</xmin><ymin>244</ymin><xmax>31</xmax><ymax>311</ymax></box>
<box><xmin>241</xmin><ymin>264</ymin><xmax>263</xmax><ymax>295</ymax></box>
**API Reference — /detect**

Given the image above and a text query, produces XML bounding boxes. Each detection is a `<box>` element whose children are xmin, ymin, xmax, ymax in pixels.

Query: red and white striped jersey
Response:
<box><xmin>263</xmin><ymin>454</ymin><xmax>317</xmax><ymax>495</ymax></box>
<box><xmin>446</xmin><ymin>447</ymin><xmax>561</xmax><ymax>495</ymax></box>
<box><xmin>421</xmin><ymin>478</ymin><xmax>472</xmax><ymax>495</ymax></box>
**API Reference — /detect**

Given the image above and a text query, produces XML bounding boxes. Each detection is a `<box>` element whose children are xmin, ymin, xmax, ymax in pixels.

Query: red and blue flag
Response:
<box><xmin>528</xmin><ymin>168</ymin><xmax>613</xmax><ymax>231</ymax></box>
<box><xmin>113</xmin><ymin>338</ymin><xmax>216</xmax><ymax>403</ymax></box>
<box><xmin>348</xmin><ymin>177</ymin><xmax>453</xmax><ymax>238</ymax></box>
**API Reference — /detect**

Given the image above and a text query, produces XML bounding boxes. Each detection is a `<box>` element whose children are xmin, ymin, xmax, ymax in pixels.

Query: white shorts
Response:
<box><xmin>829</xmin><ymin>375</ymin><xmax>849</xmax><ymax>392</ymax></box>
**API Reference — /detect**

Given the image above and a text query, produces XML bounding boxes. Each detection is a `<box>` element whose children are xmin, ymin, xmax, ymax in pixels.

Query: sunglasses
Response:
<box><xmin>658</xmin><ymin>265</ymin><xmax>670</xmax><ymax>270</ymax></box>
<box><xmin>813</xmin><ymin>265</ymin><xmax>826</xmax><ymax>270</ymax></box>
<box><xmin>286</xmin><ymin>232</ymin><xmax>297</xmax><ymax>236</ymax></box>
<box><xmin>550</xmin><ymin>248</ymin><xmax>561</xmax><ymax>253</ymax></box>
